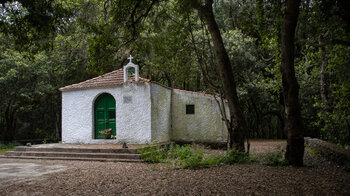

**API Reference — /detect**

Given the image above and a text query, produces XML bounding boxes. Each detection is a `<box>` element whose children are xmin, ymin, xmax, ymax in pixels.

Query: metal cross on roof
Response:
<box><xmin>127</xmin><ymin>55</ymin><xmax>133</xmax><ymax>63</ymax></box>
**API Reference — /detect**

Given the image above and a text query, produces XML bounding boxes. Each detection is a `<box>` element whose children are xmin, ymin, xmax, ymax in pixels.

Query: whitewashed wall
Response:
<box><xmin>61</xmin><ymin>81</ymin><xmax>228</xmax><ymax>144</ymax></box>
<box><xmin>171</xmin><ymin>90</ymin><xmax>228</xmax><ymax>143</ymax></box>
<box><xmin>61</xmin><ymin>82</ymin><xmax>152</xmax><ymax>144</ymax></box>
<box><xmin>117</xmin><ymin>82</ymin><xmax>152</xmax><ymax>144</ymax></box>
<box><xmin>150</xmin><ymin>83</ymin><xmax>172</xmax><ymax>143</ymax></box>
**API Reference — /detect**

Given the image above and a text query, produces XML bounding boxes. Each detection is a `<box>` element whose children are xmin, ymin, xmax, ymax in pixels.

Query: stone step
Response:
<box><xmin>14</xmin><ymin>146</ymin><xmax>138</xmax><ymax>154</ymax></box>
<box><xmin>0</xmin><ymin>155</ymin><xmax>142</xmax><ymax>162</ymax></box>
<box><xmin>5</xmin><ymin>151</ymin><xmax>141</xmax><ymax>160</ymax></box>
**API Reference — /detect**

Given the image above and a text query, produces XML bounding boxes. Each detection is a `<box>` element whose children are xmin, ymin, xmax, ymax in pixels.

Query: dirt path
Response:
<box><xmin>0</xmin><ymin>140</ymin><xmax>349</xmax><ymax>195</ymax></box>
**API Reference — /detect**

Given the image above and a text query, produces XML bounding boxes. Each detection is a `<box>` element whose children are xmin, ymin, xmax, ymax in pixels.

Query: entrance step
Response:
<box><xmin>5</xmin><ymin>151</ymin><xmax>141</xmax><ymax>159</ymax></box>
<box><xmin>13</xmin><ymin>146</ymin><xmax>138</xmax><ymax>154</ymax></box>
<box><xmin>4</xmin><ymin>145</ymin><xmax>142</xmax><ymax>162</ymax></box>
<box><xmin>0</xmin><ymin>156</ymin><xmax>142</xmax><ymax>162</ymax></box>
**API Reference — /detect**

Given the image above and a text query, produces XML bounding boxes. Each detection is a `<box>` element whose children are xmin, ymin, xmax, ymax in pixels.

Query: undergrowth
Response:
<box><xmin>261</xmin><ymin>152</ymin><xmax>289</xmax><ymax>166</ymax></box>
<box><xmin>137</xmin><ymin>145</ymin><xmax>168</xmax><ymax>163</ymax></box>
<box><xmin>138</xmin><ymin>144</ymin><xmax>255</xmax><ymax>169</ymax></box>
<box><xmin>0</xmin><ymin>142</ymin><xmax>20</xmax><ymax>155</ymax></box>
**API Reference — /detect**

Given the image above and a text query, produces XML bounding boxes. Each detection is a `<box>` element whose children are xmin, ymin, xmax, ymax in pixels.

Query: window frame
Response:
<box><xmin>186</xmin><ymin>104</ymin><xmax>195</xmax><ymax>115</ymax></box>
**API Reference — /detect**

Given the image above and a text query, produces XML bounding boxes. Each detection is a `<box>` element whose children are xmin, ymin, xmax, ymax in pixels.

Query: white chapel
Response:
<box><xmin>60</xmin><ymin>56</ymin><xmax>228</xmax><ymax>144</ymax></box>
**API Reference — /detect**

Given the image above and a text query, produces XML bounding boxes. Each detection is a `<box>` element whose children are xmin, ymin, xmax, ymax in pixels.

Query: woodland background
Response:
<box><xmin>0</xmin><ymin>0</ymin><xmax>349</xmax><ymax>147</ymax></box>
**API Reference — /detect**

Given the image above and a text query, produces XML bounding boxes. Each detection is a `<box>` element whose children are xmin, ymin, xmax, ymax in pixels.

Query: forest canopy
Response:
<box><xmin>0</xmin><ymin>0</ymin><xmax>349</xmax><ymax>148</ymax></box>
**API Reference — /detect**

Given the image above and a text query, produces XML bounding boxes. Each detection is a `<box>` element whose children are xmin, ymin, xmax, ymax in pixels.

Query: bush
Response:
<box><xmin>180</xmin><ymin>151</ymin><xmax>204</xmax><ymax>169</ymax></box>
<box><xmin>0</xmin><ymin>142</ymin><xmax>20</xmax><ymax>155</ymax></box>
<box><xmin>138</xmin><ymin>144</ymin><xmax>255</xmax><ymax>169</ymax></box>
<box><xmin>221</xmin><ymin>148</ymin><xmax>253</xmax><ymax>164</ymax></box>
<box><xmin>261</xmin><ymin>152</ymin><xmax>288</xmax><ymax>166</ymax></box>
<box><xmin>0</xmin><ymin>142</ymin><xmax>20</xmax><ymax>149</ymax></box>
<box><xmin>137</xmin><ymin>145</ymin><xmax>168</xmax><ymax>163</ymax></box>
<box><xmin>201</xmin><ymin>155</ymin><xmax>224</xmax><ymax>166</ymax></box>
<box><xmin>168</xmin><ymin>144</ymin><xmax>194</xmax><ymax>160</ymax></box>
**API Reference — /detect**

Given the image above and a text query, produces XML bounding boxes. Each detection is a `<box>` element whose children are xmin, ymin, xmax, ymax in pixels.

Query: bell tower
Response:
<box><xmin>123</xmin><ymin>55</ymin><xmax>139</xmax><ymax>82</ymax></box>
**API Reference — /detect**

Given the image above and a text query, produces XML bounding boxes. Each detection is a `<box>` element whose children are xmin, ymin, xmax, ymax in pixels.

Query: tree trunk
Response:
<box><xmin>193</xmin><ymin>0</ymin><xmax>248</xmax><ymax>151</ymax></box>
<box><xmin>4</xmin><ymin>100</ymin><xmax>17</xmax><ymax>143</ymax></box>
<box><xmin>281</xmin><ymin>0</ymin><xmax>304</xmax><ymax>166</ymax></box>
<box><xmin>319</xmin><ymin>36</ymin><xmax>329</xmax><ymax>121</ymax></box>
<box><xmin>163</xmin><ymin>71</ymin><xmax>172</xmax><ymax>88</ymax></box>
<box><xmin>55</xmin><ymin>111</ymin><xmax>61</xmax><ymax>140</ymax></box>
<box><xmin>196</xmin><ymin>69</ymin><xmax>201</xmax><ymax>91</ymax></box>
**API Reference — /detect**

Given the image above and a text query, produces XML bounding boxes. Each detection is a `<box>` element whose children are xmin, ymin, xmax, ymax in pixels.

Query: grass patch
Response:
<box><xmin>0</xmin><ymin>149</ymin><xmax>10</xmax><ymax>155</ymax></box>
<box><xmin>261</xmin><ymin>151</ymin><xmax>289</xmax><ymax>166</ymax></box>
<box><xmin>137</xmin><ymin>145</ymin><xmax>168</xmax><ymax>163</ymax></box>
<box><xmin>138</xmin><ymin>144</ymin><xmax>255</xmax><ymax>169</ymax></box>
<box><xmin>220</xmin><ymin>148</ymin><xmax>256</xmax><ymax>165</ymax></box>
<box><xmin>0</xmin><ymin>142</ymin><xmax>20</xmax><ymax>155</ymax></box>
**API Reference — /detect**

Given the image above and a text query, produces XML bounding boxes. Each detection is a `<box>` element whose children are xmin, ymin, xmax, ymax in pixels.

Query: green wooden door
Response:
<box><xmin>94</xmin><ymin>93</ymin><xmax>116</xmax><ymax>139</ymax></box>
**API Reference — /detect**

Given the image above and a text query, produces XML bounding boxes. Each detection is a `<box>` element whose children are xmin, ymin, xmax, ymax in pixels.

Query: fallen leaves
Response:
<box><xmin>0</xmin><ymin>140</ymin><xmax>349</xmax><ymax>195</ymax></box>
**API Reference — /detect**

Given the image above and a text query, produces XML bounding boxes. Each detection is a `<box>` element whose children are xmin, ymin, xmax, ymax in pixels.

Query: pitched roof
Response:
<box><xmin>59</xmin><ymin>68</ymin><xmax>150</xmax><ymax>92</ymax></box>
<box><xmin>59</xmin><ymin>68</ymin><xmax>214</xmax><ymax>98</ymax></box>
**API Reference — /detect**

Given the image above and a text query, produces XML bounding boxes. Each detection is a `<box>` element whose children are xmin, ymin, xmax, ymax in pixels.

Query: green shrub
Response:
<box><xmin>180</xmin><ymin>151</ymin><xmax>204</xmax><ymax>169</ymax></box>
<box><xmin>137</xmin><ymin>145</ymin><xmax>167</xmax><ymax>163</ymax></box>
<box><xmin>0</xmin><ymin>142</ymin><xmax>20</xmax><ymax>155</ymax></box>
<box><xmin>201</xmin><ymin>155</ymin><xmax>224</xmax><ymax>166</ymax></box>
<box><xmin>0</xmin><ymin>142</ymin><xmax>20</xmax><ymax>149</ymax></box>
<box><xmin>168</xmin><ymin>144</ymin><xmax>194</xmax><ymax>160</ymax></box>
<box><xmin>262</xmin><ymin>152</ymin><xmax>288</xmax><ymax>166</ymax></box>
<box><xmin>138</xmin><ymin>144</ymin><xmax>255</xmax><ymax>169</ymax></box>
<box><xmin>167</xmin><ymin>144</ymin><xmax>205</xmax><ymax>169</ymax></box>
<box><xmin>221</xmin><ymin>148</ymin><xmax>253</xmax><ymax>164</ymax></box>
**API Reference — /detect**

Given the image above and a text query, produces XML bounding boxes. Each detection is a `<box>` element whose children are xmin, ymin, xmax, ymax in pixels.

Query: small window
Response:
<box><xmin>108</xmin><ymin>110</ymin><xmax>115</xmax><ymax>119</ymax></box>
<box><xmin>186</xmin><ymin>104</ymin><xmax>195</xmax><ymax>114</ymax></box>
<box><xmin>123</xmin><ymin>96</ymin><xmax>132</xmax><ymax>104</ymax></box>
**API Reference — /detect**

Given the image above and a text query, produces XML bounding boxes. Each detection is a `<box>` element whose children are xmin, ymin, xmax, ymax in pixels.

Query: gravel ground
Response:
<box><xmin>1</xmin><ymin>140</ymin><xmax>349</xmax><ymax>196</ymax></box>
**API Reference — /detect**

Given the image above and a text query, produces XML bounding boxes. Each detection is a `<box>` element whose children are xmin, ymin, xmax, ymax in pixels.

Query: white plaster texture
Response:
<box><xmin>150</xmin><ymin>83</ymin><xmax>172</xmax><ymax>143</ymax></box>
<box><xmin>171</xmin><ymin>90</ymin><xmax>228</xmax><ymax>143</ymax></box>
<box><xmin>61</xmin><ymin>82</ymin><xmax>152</xmax><ymax>144</ymax></box>
<box><xmin>116</xmin><ymin>82</ymin><xmax>152</xmax><ymax>144</ymax></box>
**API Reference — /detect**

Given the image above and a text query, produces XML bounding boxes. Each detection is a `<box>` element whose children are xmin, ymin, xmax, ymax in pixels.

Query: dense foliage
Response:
<box><xmin>0</xmin><ymin>0</ymin><xmax>349</xmax><ymax>146</ymax></box>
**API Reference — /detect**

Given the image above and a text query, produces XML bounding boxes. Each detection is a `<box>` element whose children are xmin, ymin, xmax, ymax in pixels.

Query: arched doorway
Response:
<box><xmin>94</xmin><ymin>93</ymin><xmax>116</xmax><ymax>139</ymax></box>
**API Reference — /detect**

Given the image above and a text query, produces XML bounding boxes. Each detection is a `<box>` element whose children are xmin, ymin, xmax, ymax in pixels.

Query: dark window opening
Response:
<box><xmin>108</xmin><ymin>110</ymin><xmax>116</xmax><ymax>119</ymax></box>
<box><xmin>186</xmin><ymin>104</ymin><xmax>195</xmax><ymax>114</ymax></box>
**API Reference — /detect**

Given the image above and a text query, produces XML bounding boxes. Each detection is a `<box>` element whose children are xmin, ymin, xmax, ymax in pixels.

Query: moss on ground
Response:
<box><xmin>0</xmin><ymin>143</ymin><xmax>19</xmax><ymax>155</ymax></box>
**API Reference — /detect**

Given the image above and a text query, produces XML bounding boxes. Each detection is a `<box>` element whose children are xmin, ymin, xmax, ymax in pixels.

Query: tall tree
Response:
<box><xmin>189</xmin><ymin>0</ymin><xmax>248</xmax><ymax>151</ymax></box>
<box><xmin>0</xmin><ymin>0</ymin><xmax>71</xmax><ymax>52</ymax></box>
<box><xmin>280</xmin><ymin>0</ymin><xmax>304</xmax><ymax>166</ymax></box>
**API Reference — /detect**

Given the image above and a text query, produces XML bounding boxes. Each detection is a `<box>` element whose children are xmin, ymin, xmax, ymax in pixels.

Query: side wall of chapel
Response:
<box><xmin>150</xmin><ymin>83</ymin><xmax>172</xmax><ymax>143</ymax></box>
<box><xmin>170</xmin><ymin>90</ymin><xmax>228</xmax><ymax>143</ymax></box>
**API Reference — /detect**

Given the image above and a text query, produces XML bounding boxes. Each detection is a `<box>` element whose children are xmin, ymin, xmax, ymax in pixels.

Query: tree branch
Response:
<box><xmin>298</xmin><ymin>38</ymin><xmax>350</xmax><ymax>47</ymax></box>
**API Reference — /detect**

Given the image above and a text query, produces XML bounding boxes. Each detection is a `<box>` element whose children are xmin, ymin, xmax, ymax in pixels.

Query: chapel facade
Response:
<box><xmin>60</xmin><ymin>56</ymin><xmax>228</xmax><ymax>144</ymax></box>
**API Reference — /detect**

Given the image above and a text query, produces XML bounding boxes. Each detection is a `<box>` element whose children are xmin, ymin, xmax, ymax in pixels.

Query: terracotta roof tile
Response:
<box><xmin>59</xmin><ymin>68</ymin><xmax>215</xmax><ymax>99</ymax></box>
<box><xmin>59</xmin><ymin>68</ymin><xmax>149</xmax><ymax>92</ymax></box>
<box><xmin>173</xmin><ymin>89</ymin><xmax>215</xmax><ymax>98</ymax></box>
